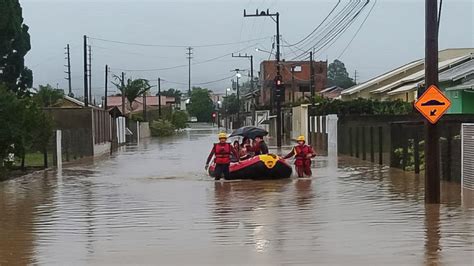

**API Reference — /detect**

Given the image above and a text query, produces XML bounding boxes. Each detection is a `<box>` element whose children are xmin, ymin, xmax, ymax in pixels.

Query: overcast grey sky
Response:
<box><xmin>22</xmin><ymin>0</ymin><xmax>473</xmax><ymax>99</ymax></box>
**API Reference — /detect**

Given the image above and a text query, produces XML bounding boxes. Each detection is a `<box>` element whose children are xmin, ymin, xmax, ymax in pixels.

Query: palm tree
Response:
<box><xmin>112</xmin><ymin>75</ymin><xmax>152</xmax><ymax>112</ymax></box>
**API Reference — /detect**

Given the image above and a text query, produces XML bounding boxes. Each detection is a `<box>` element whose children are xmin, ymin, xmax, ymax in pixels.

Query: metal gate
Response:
<box><xmin>462</xmin><ymin>123</ymin><xmax>474</xmax><ymax>190</ymax></box>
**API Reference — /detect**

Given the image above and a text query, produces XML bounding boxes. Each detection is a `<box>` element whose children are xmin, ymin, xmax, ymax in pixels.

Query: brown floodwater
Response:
<box><xmin>0</xmin><ymin>128</ymin><xmax>473</xmax><ymax>265</ymax></box>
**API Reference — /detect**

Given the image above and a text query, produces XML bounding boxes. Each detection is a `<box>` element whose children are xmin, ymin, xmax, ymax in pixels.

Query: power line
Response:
<box><xmin>87</xmin><ymin>36</ymin><xmax>272</xmax><ymax>48</ymax></box>
<box><xmin>283</xmin><ymin>0</ymin><xmax>342</xmax><ymax>47</ymax></box>
<box><xmin>337</xmin><ymin>0</ymin><xmax>377</xmax><ymax>59</ymax></box>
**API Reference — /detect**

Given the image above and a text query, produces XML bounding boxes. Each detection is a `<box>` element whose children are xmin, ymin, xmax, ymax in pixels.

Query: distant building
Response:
<box><xmin>320</xmin><ymin>86</ymin><xmax>344</xmax><ymax>99</ymax></box>
<box><xmin>258</xmin><ymin>60</ymin><xmax>328</xmax><ymax>106</ymax></box>
<box><xmin>106</xmin><ymin>95</ymin><xmax>175</xmax><ymax>115</ymax></box>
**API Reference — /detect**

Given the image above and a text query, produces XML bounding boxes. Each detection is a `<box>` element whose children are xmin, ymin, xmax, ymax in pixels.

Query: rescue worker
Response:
<box><xmin>283</xmin><ymin>135</ymin><xmax>316</xmax><ymax>178</ymax></box>
<box><xmin>205</xmin><ymin>133</ymin><xmax>239</xmax><ymax>180</ymax></box>
<box><xmin>253</xmin><ymin>136</ymin><xmax>269</xmax><ymax>156</ymax></box>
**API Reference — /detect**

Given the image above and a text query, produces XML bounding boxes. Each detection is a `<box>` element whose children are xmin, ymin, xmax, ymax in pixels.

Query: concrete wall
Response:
<box><xmin>139</xmin><ymin>122</ymin><xmax>151</xmax><ymax>139</ymax></box>
<box><xmin>291</xmin><ymin>105</ymin><xmax>308</xmax><ymax>141</ymax></box>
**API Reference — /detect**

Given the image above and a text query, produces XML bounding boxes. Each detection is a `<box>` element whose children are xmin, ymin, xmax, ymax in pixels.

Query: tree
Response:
<box><xmin>327</xmin><ymin>59</ymin><xmax>355</xmax><ymax>89</ymax></box>
<box><xmin>187</xmin><ymin>87</ymin><xmax>214</xmax><ymax>122</ymax></box>
<box><xmin>159</xmin><ymin>88</ymin><xmax>182</xmax><ymax>103</ymax></box>
<box><xmin>171</xmin><ymin>111</ymin><xmax>188</xmax><ymax>130</ymax></box>
<box><xmin>34</xmin><ymin>84</ymin><xmax>64</xmax><ymax>107</ymax></box>
<box><xmin>222</xmin><ymin>93</ymin><xmax>240</xmax><ymax>114</ymax></box>
<box><xmin>0</xmin><ymin>0</ymin><xmax>33</xmax><ymax>97</ymax></box>
<box><xmin>112</xmin><ymin>75</ymin><xmax>151</xmax><ymax>111</ymax></box>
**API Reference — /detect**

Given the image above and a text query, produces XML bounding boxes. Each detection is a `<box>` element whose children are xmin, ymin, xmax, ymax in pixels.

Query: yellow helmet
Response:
<box><xmin>297</xmin><ymin>135</ymin><xmax>305</xmax><ymax>142</ymax></box>
<box><xmin>218</xmin><ymin>132</ymin><xmax>227</xmax><ymax>139</ymax></box>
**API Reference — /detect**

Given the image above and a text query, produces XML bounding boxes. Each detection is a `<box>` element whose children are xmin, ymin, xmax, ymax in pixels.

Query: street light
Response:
<box><xmin>255</xmin><ymin>48</ymin><xmax>274</xmax><ymax>55</ymax></box>
<box><xmin>225</xmin><ymin>88</ymin><xmax>231</xmax><ymax>131</ymax></box>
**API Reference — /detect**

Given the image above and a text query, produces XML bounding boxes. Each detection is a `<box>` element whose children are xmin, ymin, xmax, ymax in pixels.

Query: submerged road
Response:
<box><xmin>0</xmin><ymin>126</ymin><xmax>473</xmax><ymax>265</ymax></box>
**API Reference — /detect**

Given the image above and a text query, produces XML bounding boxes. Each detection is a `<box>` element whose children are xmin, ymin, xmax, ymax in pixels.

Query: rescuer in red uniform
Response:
<box><xmin>205</xmin><ymin>133</ymin><xmax>239</xmax><ymax>180</ymax></box>
<box><xmin>283</xmin><ymin>135</ymin><xmax>316</xmax><ymax>178</ymax></box>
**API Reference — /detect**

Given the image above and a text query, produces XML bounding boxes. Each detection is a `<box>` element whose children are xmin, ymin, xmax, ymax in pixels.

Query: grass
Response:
<box><xmin>13</xmin><ymin>152</ymin><xmax>54</xmax><ymax>167</ymax></box>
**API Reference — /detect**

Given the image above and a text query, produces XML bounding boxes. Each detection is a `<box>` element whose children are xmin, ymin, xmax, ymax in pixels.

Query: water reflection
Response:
<box><xmin>0</xmin><ymin>129</ymin><xmax>472</xmax><ymax>265</ymax></box>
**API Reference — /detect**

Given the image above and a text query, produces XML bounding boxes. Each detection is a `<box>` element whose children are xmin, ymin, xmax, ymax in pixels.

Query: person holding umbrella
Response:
<box><xmin>283</xmin><ymin>135</ymin><xmax>316</xmax><ymax>178</ymax></box>
<box><xmin>205</xmin><ymin>133</ymin><xmax>239</xmax><ymax>180</ymax></box>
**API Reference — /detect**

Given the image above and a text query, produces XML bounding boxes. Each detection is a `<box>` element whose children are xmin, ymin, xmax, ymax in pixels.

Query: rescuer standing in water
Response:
<box><xmin>205</xmin><ymin>133</ymin><xmax>239</xmax><ymax>180</ymax></box>
<box><xmin>283</xmin><ymin>135</ymin><xmax>316</xmax><ymax>178</ymax></box>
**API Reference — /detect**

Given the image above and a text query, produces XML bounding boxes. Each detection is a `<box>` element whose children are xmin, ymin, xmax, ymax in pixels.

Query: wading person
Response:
<box><xmin>205</xmin><ymin>133</ymin><xmax>238</xmax><ymax>180</ymax></box>
<box><xmin>253</xmin><ymin>136</ymin><xmax>268</xmax><ymax>156</ymax></box>
<box><xmin>283</xmin><ymin>135</ymin><xmax>316</xmax><ymax>178</ymax></box>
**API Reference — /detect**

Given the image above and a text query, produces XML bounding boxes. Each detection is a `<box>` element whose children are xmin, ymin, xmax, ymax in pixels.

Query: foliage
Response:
<box><xmin>313</xmin><ymin>97</ymin><xmax>414</xmax><ymax>116</ymax></box>
<box><xmin>187</xmin><ymin>87</ymin><xmax>214</xmax><ymax>122</ymax></box>
<box><xmin>394</xmin><ymin>140</ymin><xmax>425</xmax><ymax>171</ymax></box>
<box><xmin>112</xmin><ymin>75</ymin><xmax>151</xmax><ymax>111</ymax></box>
<box><xmin>222</xmin><ymin>93</ymin><xmax>240</xmax><ymax>114</ymax></box>
<box><xmin>34</xmin><ymin>84</ymin><xmax>64</xmax><ymax>107</ymax></box>
<box><xmin>171</xmin><ymin>111</ymin><xmax>188</xmax><ymax>129</ymax></box>
<box><xmin>159</xmin><ymin>88</ymin><xmax>182</xmax><ymax>103</ymax></box>
<box><xmin>0</xmin><ymin>0</ymin><xmax>32</xmax><ymax>97</ymax></box>
<box><xmin>0</xmin><ymin>85</ymin><xmax>53</xmax><ymax>170</ymax></box>
<box><xmin>150</xmin><ymin>119</ymin><xmax>175</xmax><ymax>137</ymax></box>
<box><xmin>327</xmin><ymin>59</ymin><xmax>355</xmax><ymax>89</ymax></box>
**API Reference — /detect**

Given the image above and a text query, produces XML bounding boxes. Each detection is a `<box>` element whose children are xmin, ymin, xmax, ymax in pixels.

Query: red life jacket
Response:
<box><xmin>214</xmin><ymin>143</ymin><xmax>232</xmax><ymax>164</ymax></box>
<box><xmin>294</xmin><ymin>145</ymin><xmax>313</xmax><ymax>166</ymax></box>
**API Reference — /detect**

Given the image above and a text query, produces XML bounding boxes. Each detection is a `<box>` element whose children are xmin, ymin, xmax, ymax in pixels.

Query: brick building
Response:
<box><xmin>258</xmin><ymin>60</ymin><xmax>327</xmax><ymax>106</ymax></box>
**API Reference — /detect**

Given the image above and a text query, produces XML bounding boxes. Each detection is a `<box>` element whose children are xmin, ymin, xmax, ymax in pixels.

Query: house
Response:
<box><xmin>258</xmin><ymin>60</ymin><xmax>328</xmax><ymax>106</ymax></box>
<box><xmin>439</xmin><ymin>59</ymin><xmax>474</xmax><ymax>113</ymax></box>
<box><xmin>341</xmin><ymin>48</ymin><xmax>474</xmax><ymax>102</ymax></box>
<box><xmin>106</xmin><ymin>95</ymin><xmax>175</xmax><ymax>115</ymax></box>
<box><xmin>44</xmin><ymin>96</ymin><xmax>114</xmax><ymax>158</ymax></box>
<box><xmin>320</xmin><ymin>86</ymin><xmax>344</xmax><ymax>99</ymax></box>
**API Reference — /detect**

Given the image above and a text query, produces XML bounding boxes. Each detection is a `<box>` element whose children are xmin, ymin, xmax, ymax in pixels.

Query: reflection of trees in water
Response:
<box><xmin>0</xmin><ymin>171</ymin><xmax>56</xmax><ymax>265</ymax></box>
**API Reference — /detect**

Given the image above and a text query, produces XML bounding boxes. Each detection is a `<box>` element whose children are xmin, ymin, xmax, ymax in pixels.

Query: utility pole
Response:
<box><xmin>232</xmin><ymin>53</ymin><xmax>255</xmax><ymax>127</ymax></box>
<box><xmin>354</xmin><ymin>70</ymin><xmax>358</xmax><ymax>84</ymax></box>
<box><xmin>308</xmin><ymin>51</ymin><xmax>315</xmax><ymax>145</ymax></box>
<box><xmin>65</xmin><ymin>44</ymin><xmax>72</xmax><ymax>97</ymax></box>
<box><xmin>83</xmin><ymin>35</ymin><xmax>88</xmax><ymax>107</ymax></box>
<box><xmin>158</xmin><ymin>77</ymin><xmax>162</xmax><ymax>117</ymax></box>
<box><xmin>88</xmin><ymin>45</ymin><xmax>92</xmax><ymax>104</ymax></box>
<box><xmin>234</xmin><ymin>69</ymin><xmax>241</xmax><ymax>128</ymax></box>
<box><xmin>244</xmin><ymin>9</ymin><xmax>282</xmax><ymax>147</ymax></box>
<box><xmin>186</xmin><ymin>47</ymin><xmax>193</xmax><ymax>96</ymax></box>
<box><xmin>121</xmin><ymin>72</ymin><xmax>125</xmax><ymax>116</ymax></box>
<box><xmin>104</xmin><ymin>65</ymin><xmax>108</xmax><ymax>110</ymax></box>
<box><xmin>231</xmin><ymin>53</ymin><xmax>254</xmax><ymax>92</ymax></box>
<box><xmin>143</xmin><ymin>89</ymin><xmax>147</xmax><ymax>122</ymax></box>
<box><xmin>423</xmin><ymin>0</ymin><xmax>440</xmax><ymax>204</ymax></box>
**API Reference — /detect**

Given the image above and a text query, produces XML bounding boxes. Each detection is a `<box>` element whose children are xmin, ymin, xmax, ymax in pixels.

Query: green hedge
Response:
<box><xmin>314</xmin><ymin>97</ymin><xmax>414</xmax><ymax>116</ymax></box>
<box><xmin>150</xmin><ymin>119</ymin><xmax>175</xmax><ymax>137</ymax></box>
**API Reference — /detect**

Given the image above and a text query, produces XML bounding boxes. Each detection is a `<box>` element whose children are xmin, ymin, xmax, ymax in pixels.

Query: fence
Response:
<box><xmin>338</xmin><ymin>114</ymin><xmax>474</xmax><ymax>181</ymax></box>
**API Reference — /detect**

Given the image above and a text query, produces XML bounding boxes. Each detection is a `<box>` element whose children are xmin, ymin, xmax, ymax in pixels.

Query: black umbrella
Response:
<box><xmin>229</xmin><ymin>126</ymin><xmax>268</xmax><ymax>139</ymax></box>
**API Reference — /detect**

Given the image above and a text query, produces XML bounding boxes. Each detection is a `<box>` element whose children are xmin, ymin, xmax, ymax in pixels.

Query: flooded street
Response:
<box><xmin>1</xmin><ymin>128</ymin><xmax>473</xmax><ymax>265</ymax></box>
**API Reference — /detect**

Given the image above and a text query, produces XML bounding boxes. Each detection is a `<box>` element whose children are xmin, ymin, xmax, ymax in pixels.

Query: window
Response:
<box><xmin>293</xmin><ymin>65</ymin><xmax>302</xmax><ymax>72</ymax></box>
<box><xmin>453</xmin><ymin>91</ymin><xmax>459</xmax><ymax>99</ymax></box>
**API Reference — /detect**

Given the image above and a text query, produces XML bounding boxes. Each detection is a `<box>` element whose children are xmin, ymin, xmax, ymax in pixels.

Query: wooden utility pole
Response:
<box><xmin>423</xmin><ymin>0</ymin><xmax>440</xmax><ymax>204</ymax></box>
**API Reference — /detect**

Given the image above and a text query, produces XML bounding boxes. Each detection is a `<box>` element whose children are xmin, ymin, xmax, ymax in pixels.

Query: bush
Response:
<box><xmin>150</xmin><ymin>119</ymin><xmax>175</xmax><ymax>137</ymax></box>
<box><xmin>171</xmin><ymin>111</ymin><xmax>188</xmax><ymax>129</ymax></box>
<box><xmin>313</xmin><ymin>97</ymin><xmax>413</xmax><ymax>116</ymax></box>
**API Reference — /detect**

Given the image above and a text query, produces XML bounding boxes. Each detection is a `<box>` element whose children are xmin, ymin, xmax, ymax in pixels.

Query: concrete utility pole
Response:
<box><xmin>307</xmin><ymin>51</ymin><xmax>315</xmax><ymax>145</ymax></box>
<box><xmin>121</xmin><ymin>72</ymin><xmax>125</xmax><ymax>116</ymax></box>
<box><xmin>186</xmin><ymin>47</ymin><xmax>193</xmax><ymax>96</ymax></box>
<box><xmin>233</xmin><ymin>69</ymin><xmax>242</xmax><ymax>128</ymax></box>
<box><xmin>83</xmin><ymin>35</ymin><xmax>89</xmax><ymax>106</ymax></box>
<box><xmin>423</xmin><ymin>0</ymin><xmax>440</xmax><ymax>204</ymax></box>
<box><xmin>104</xmin><ymin>64</ymin><xmax>108</xmax><ymax>110</ymax></box>
<box><xmin>88</xmin><ymin>45</ymin><xmax>92</xmax><ymax>104</ymax></box>
<box><xmin>231</xmin><ymin>53</ymin><xmax>254</xmax><ymax>92</ymax></box>
<box><xmin>354</xmin><ymin>70</ymin><xmax>358</xmax><ymax>84</ymax></box>
<box><xmin>65</xmin><ymin>44</ymin><xmax>72</xmax><ymax>97</ymax></box>
<box><xmin>158</xmin><ymin>77</ymin><xmax>162</xmax><ymax>117</ymax></box>
<box><xmin>244</xmin><ymin>9</ymin><xmax>282</xmax><ymax>147</ymax></box>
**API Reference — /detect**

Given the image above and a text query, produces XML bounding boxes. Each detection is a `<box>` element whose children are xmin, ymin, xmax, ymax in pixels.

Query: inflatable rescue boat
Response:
<box><xmin>209</xmin><ymin>154</ymin><xmax>292</xmax><ymax>180</ymax></box>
